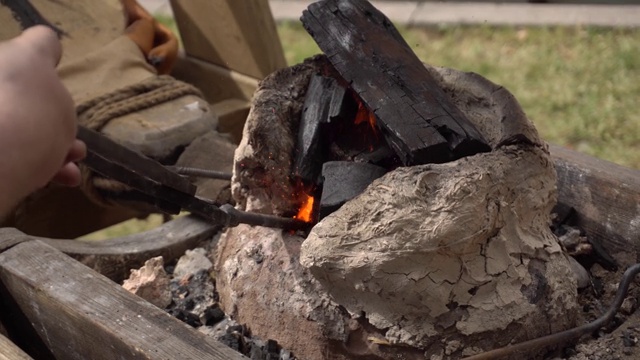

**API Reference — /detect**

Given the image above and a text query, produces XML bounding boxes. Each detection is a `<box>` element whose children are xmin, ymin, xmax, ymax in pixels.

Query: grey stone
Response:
<box><xmin>173</xmin><ymin>248</ymin><xmax>213</xmax><ymax>279</ymax></box>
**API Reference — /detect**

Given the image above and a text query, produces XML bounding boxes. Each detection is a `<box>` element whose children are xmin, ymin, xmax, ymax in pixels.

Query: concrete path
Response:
<box><xmin>140</xmin><ymin>0</ymin><xmax>640</xmax><ymax>27</ymax></box>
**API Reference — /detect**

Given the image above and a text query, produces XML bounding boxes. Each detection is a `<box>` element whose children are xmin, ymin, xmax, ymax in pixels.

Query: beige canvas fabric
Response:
<box><xmin>1</xmin><ymin>0</ymin><xmax>211</xmax><ymax>148</ymax></box>
<box><xmin>0</xmin><ymin>0</ymin><xmax>155</xmax><ymax>105</ymax></box>
<box><xmin>0</xmin><ymin>0</ymin><xmax>124</xmax><ymax>61</ymax></box>
<box><xmin>0</xmin><ymin>7</ymin><xmax>21</xmax><ymax>39</ymax></box>
<box><xmin>59</xmin><ymin>35</ymin><xmax>156</xmax><ymax>106</ymax></box>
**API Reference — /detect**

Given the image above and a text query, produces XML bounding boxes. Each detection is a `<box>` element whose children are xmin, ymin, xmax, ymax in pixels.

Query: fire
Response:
<box><xmin>354</xmin><ymin>101</ymin><xmax>377</xmax><ymax>133</ymax></box>
<box><xmin>294</xmin><ymin>192</ymin><xmax>315</xmax><ymax>223</ymax></box>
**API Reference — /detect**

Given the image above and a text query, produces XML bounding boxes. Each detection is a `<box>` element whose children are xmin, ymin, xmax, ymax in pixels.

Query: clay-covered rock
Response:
<box><xmin>301</xmin><ymin>146</ymin><xmax>577</xmax><ymax>353</ymax></box>
<box><xmin>122</xmin><ymin>256</ymin><xmax>172</xmax><ymax>309</ymax></box>
<box><xmin>216</xmin><ymin>55</ymin><xmax>579</xmax><ymax>359</ymax></box>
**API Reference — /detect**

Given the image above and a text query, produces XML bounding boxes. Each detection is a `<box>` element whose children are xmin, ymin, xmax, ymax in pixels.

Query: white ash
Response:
<box><xmin>173</xmin><ymin>247</ymin><xmax>213</xmax><ymax>279</ymax></box>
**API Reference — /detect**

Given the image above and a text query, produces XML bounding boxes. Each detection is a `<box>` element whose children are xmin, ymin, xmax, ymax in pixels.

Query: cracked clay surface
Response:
<box><xmin>216</xmin><ymin>57</ymin><xmax>579</xmax><ymax>359</ymax></box>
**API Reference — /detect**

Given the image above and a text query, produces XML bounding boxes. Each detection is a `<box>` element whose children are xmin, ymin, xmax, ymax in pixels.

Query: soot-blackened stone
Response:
<box><xmin>203</xmin><ymin>305</ymin><xmax>226</xmax><ymax>326</ymax></box>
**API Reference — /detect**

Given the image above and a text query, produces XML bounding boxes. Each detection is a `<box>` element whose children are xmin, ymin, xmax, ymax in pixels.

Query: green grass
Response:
<box><xmin>277</xmin><ymin>22</ymin><xmax>640</xmax><ymax>169</ymax></box>
<box><xmin>79</xmin><ymin>214</ymin><xmax>166</xmax><ymax>241</ymax></box>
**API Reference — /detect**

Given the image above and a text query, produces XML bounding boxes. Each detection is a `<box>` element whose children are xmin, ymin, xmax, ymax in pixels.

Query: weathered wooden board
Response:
<box><xmin>0</xmin><ymin>215</ymin><xmax>217</xmax><ymax>283</ymax></box>
<box><xmin>551</xmin><ymin>144</ymin><xmax>640</xmax><ymax>254</ymax></box>
<box><xmin>301</xmin><ymin>0</ymin><xmax>490</xmax><ymax>165</ymax></box>
<box><xmin>47</xmin><ymin>215</ymin><xmax>217</xmax><ymax>282</ymax></box>
<box><xmin>0</xmin><ymin>240</ymin><xmax>246</xmax><ymax>360</ymax></box>
<box><xmin>0</xmin><ymin>333</ymin><xmax>32</xmax><ymax>360</ymax></box>
<box><xmin>172</xmin><ymin>55</ymin><xmax>259</xmax><ymax>104</ymax></box>
<box><xmin>170</xmin><ymin>0</ymin><xmax>286</xmax><ymax>80</ymax></box>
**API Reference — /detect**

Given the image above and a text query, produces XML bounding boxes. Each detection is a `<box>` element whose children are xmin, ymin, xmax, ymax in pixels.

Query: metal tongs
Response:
<box><xmin>5</xmin><ymin>2</ymin><xmax>309</xmax><ymax>231</ymax></box>
<box><xmin>77</xmin><ymin>126</ymin><xmax>311</xmax><ymax>231</ymax></box>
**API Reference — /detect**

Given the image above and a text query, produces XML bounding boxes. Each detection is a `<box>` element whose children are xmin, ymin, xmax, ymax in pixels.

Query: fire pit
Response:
<box><xmin>214</xmin><ymin>0</ymin><xmax>578</xmax><ymax>358</ymax></box>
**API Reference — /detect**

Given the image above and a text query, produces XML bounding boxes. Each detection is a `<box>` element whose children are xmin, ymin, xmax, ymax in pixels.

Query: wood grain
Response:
<box><xmin>170</xmin><ymin>0</ymin><xmax>286</xmax><ymax>80</ymax></box>
<box><xmin>44</xmin><ymin>215</ymin><xmax>218</xmax><ymax>282</ymax></box>
<box><xmin>172</xmin><ymin>55</ymin><xmax>259</xmax><ymax>104</ymax></box>
<box><xmin>212</xmin><ymin>98</ymin><xmax>252</xmax><ymax>144</ymax></box>
<box><xmin>551</xmin><ymin>144</ymin><xmax>640</xmax><ymax>253</ymax></box>
<box><xmin>0</xmin><ymin>240</ymin><xmax>246</xmax><ymax>360</ymax></box>
<box><xmin>301</xmin><ymin>0</ymin><xmax>490</xmax><ymax>165</ymax></box>
<box><xmin>0</xmin><ymin>215</ymin><xmax>218</xmax><ymax>283</ymax></box>
<box><xmin>0</xmin><ymin>333</ymin><xmax>32</xmax><ymax>360</ymax></box>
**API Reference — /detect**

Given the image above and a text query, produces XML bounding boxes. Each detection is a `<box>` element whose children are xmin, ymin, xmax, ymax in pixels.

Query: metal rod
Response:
<box><xmin>220</xmin><ymin>204</ymin><xmax>313</xmax><ymax>232</ymax></box>
<box><xmin>462</xmin><ymin>263</ymin><xmax>640</xmax><ymax>360</ymax></box>
<box><xmin>166</xmin><ymin>166</ymin><xmax>233</xmax><ymax>181</ymax></box>
<box><xmin>1</xmin><ymin>0</ymin><xmax>66</xmax><ymax>37</ymax></box>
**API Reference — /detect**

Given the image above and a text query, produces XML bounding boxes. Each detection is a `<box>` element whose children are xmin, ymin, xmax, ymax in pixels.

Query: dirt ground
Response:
<box><xmin>559</xmin><ymin>251</ymin><xmax>640</xmax><ymax>360</ymax></box>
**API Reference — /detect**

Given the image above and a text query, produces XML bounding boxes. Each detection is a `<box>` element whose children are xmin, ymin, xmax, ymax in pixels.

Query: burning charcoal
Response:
<box><xmin>319</xmin><ymin>161</ymin><xmax>387</xmax><ymax>219</ymax></box>
<box><xmin>167</xmin><ymin>268</ymin><xmax>216</xmax><ymax>328</ymax></box>
<box><xmin>301</xmin><ymin>0</ymin><xmax>491</xmax><ymax>165</ymax></box>
<box><xmin>353</xmin><ymin>144</ymin><xmax>399</xmax><ymax>168</ymax></box>
<box><xmin>293</xmin><ymin>74</ymin><xmax>350</xmax><ymax>184</ymax></box>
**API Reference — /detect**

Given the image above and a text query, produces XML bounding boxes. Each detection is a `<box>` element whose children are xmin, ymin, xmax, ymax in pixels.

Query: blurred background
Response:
<box><xmin>90</xmin><ymin>0</ymin><xmax>636</xmax><ymax>240</ymax></box>
<box><xmin>145</xmin><ymin>0</ymin><xmax>640</xmax><ymax>169</ymax></box>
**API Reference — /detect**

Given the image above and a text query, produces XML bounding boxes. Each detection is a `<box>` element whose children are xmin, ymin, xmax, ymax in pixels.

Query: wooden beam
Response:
<box><xmin>0</xmin><ymin>215</ymin><xmax>217</xmax><ymax>283</ymax></box>
<box><xmin>0</xmin><ymin>333</ymin><xmax>32</xmax><ymax>360</ymax></box>
<box><xmin>212</xmin><ymin>98</ymin><xmax>252</xmax><ymax>144</ymax></box>
<box><xmin>169</xmin><ymin>0</ymin><xmax>286</xmax><ymax>80</ymax></box>
<box><xmin>551</xmin><ymin>144</ymin><xmax>640</xmax><ymax>254</ymax></box>
<box><xmin>301</xmin><ymin>0</ymin><xmax>490</xmax><ymax>165</ymax></box>
<box><xmin>172</xmin><ymin>55</ymin><xmax>259</xmax><ymax>104</ymax></box>
<box><xmin>0</xmin><ymin>240</ymin><xmax>246</xmax><ymax>360</ymax></box>
<box><xmin>46</xmin><ymin>215</ymin><xmax>217</xmax><ymax>282</ymax></box>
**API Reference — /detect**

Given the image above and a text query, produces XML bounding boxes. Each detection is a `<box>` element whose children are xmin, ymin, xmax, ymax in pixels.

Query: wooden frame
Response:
<box><xmin>0</xmin><ymin>239</ymin><xmax>244</xmax><ymax>360</ymax></box>
<box><xmin>551</xmin><ymin>145</ymin><xmax>640</xmax><ymax>253</ymax></box>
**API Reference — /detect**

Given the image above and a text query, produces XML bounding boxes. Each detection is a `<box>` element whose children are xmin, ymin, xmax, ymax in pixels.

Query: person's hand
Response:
<box><xmin>121</xmin><ymin>0</ymin><xmax>179</xmax><ymax>74</ymax></box>
<box><xmin>0</xmin><ymin>26</ymin><xmax>86</xmax><ymax>216</ymax></box>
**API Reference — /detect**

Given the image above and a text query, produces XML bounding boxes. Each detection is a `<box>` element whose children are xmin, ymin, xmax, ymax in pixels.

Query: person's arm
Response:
<box><xmin>0</xmin><ymin>26</ymin><xmax>85</xmax><ymax>217</ymax></box>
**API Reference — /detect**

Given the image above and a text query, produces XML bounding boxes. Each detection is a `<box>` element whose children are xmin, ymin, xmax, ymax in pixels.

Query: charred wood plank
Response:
<box><xmin>293</xmin><ymin>74</ymin><xmax>350</xmax><ymax>183</ymax></box>
<box><xmin>301</xmin><ymin>0</ymin><xmax>491</xmax><ymax>165</ymax></box>
<box><xmin>293</xmin><ymin>74</ymin><xmax>350</xmax><ymax>184</ymax></box>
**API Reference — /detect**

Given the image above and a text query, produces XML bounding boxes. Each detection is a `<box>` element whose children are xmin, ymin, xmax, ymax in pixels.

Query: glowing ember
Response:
<box><xmin>294</xmin><ymin>193</ymin><xmax>315</xmax><ymax>223</ymax></box>
<box><xmin>354</xmin><ymin>101</ymin><xmax>377</xmax><ymax>133</ymax></box>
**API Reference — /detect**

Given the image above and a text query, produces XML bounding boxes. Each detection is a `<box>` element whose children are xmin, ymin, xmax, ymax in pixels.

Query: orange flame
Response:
<box><xmin>294</xmin><ymin>192</ymin><xmax>315</xmax><ymax>223</ymax></box>
<box><xmin>354</xmin><ymin>101</ymin><xmax>377</xmax><ymax>133</ymax></box>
